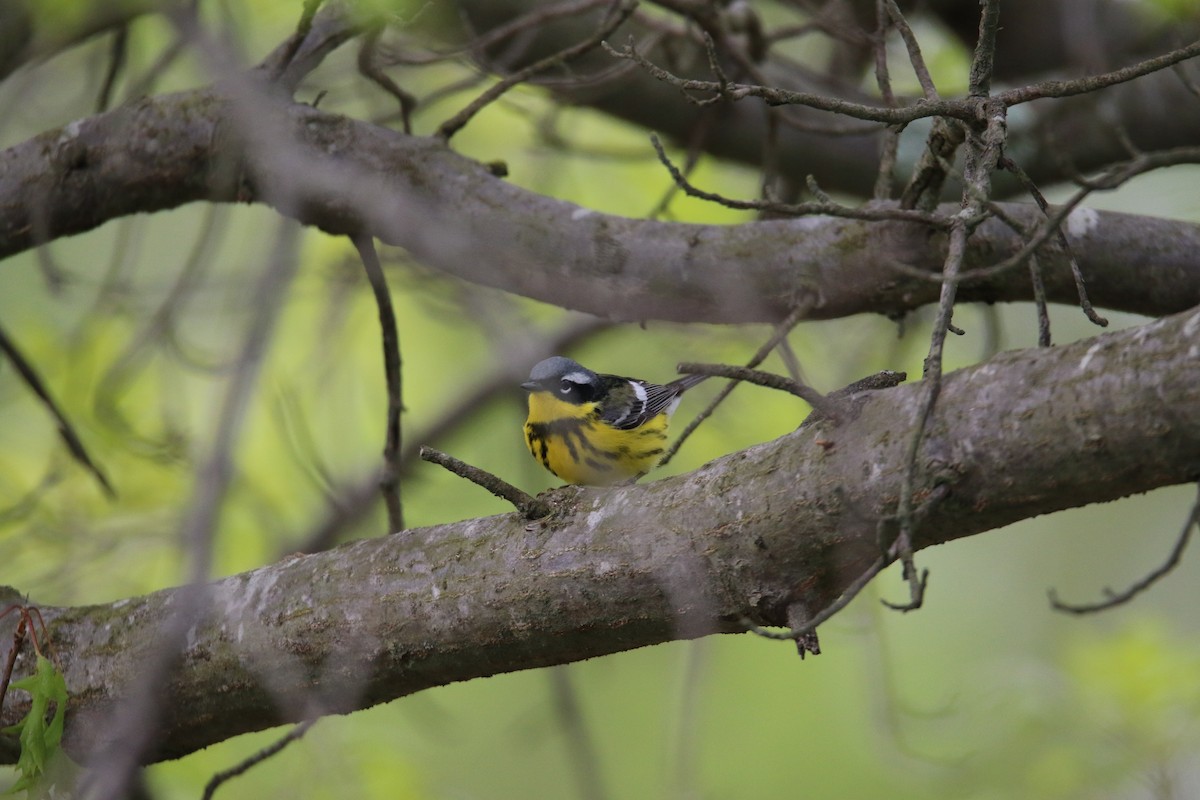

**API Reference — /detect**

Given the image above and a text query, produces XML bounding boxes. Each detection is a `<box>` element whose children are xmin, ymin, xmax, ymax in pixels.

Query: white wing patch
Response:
<box><xmin>605</xmin><ymin>380</ymin><xmax>648</xmax><ymax>428</ymax></box>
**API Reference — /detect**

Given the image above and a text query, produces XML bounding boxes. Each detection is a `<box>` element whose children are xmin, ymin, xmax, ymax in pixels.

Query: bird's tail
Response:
<box><xmin>666</xmin><ymin>373</ymin><xmax>710</xmax><ymax>394</ymax></box>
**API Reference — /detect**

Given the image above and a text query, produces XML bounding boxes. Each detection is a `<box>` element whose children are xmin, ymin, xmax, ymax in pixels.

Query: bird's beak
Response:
<box><xmin>520</xmin><ymin>380</ymin><xmax>539</xmax><ymax>391</ymax></box>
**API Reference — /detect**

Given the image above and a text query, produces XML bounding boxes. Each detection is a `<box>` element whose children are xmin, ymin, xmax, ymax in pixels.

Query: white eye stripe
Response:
<box><xmin>562</xmin><ymin>371</ymin><xmax>591</xmax><ymax>385</ymax></box>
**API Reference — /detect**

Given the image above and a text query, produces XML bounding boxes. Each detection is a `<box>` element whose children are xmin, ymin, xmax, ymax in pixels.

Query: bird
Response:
<box><xmin>521</xmin><ymin>356</ymin><xmax>707</xmax><ymax>486</ymax></box>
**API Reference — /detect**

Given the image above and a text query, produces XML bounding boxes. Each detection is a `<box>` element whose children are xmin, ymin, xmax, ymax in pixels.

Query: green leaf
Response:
<box><xmin>3</xmin><ymin>655</ymin><xmax>68</xmax><ymax>796</ymax></box>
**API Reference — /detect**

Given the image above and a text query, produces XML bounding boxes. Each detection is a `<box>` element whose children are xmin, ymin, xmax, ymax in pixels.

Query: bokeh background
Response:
<box><xmin>3</xmin><ymin>2</ymin><xmax>1200</xmax><ymax>798</ymax></box>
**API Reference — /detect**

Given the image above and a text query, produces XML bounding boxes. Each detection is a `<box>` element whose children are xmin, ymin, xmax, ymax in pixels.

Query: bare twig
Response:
<box><xmin>883</xmin><ymin>0</ymin><xmax>938</xmax><ymax>100</ymax></box>
<box><xmin>613</xmin><ymin>30</ymin><xmax>1200</xmax><ymax>132</ymax></box>
<box><xmin>649</xmin><ymin>133</ymin><xmax>947</xmax><ymax>226</ymax></box>
<box><xmin>884</xmin><ymin>147</ymin><xmax>1200</xmax><ymax>293</ymax></box>
<box><xmin>999</xmin><ymin>155</ymin><xmax>1108</xmax><ymax>327</ymax></box>
<box><xmin>270</xmin><ymin>0</ymin><xmax>326</xmax><ymax>80</ymax></box>
<box><xmin>1050</xmin><ymin>483</ymin><xmax>1200</xmax><ymax>614</ymax></box>
<box><xmin>660</xmin><ymin>305</ymin><xmax>808</xmax><ymax>468</ymax></box>
<box><xmin>0</xmin><ymin>320</ymin><xmax>114</xmax><ymax>498</ymax></box>
<box><xmin>258</xmin><ymin>1</ymin><xmax>362</xmax><ymax>91</ymax></box>
<box><xmin>605</xmin><ymin>37</ymin><xmax>970</xmax><ymax>124</ymax></box>
<box><xmin>437</xmin><ymin>0</ymin><xmax>638</xmax><ymax>140</ymax></box>
<box><xmin>0</xmin><ymin>611</ymin><xmax>27</xmax><ymax>712</ymax></box>
<box><xmin>967</xmin><ymin>0</ymin><xmax>1001</xmax><ymax>97</ymax></box>
<box><xmin>741</xmin><ymin>556</ymin><xmax>888</xmax><ymax>641</ymax></box>
<box><xmin>890</xmin><ymin>3</ymin><xmax>1005</xmax><ymax>613</ymax></box>
<box><xmin>997</xmin><ymin>38</ymin><xmax>1200</xmax><ymax>106</ymax></box>
<box><xmin>675</xmin><ymin>362</ymin><xmax>842</xmax><ymax>422</ymax></box>
<box><xmin>420</xmin><ymin>446</ymin><xmax>550</xmax><ymax>520</ymax></box>
<box><xmin>647</xmin><ymin>106</ymin><xmax>717</xmax><ymax>218</ymax></box>
<box><xmin>829</xmin><ymin>370</ymin><xmax>907</xmax><ymax>398</ymax></box>
<box><xmin>898</xmin><ymin>118</ymin><xmax>965</xmax><ymax>211</ymax></box>
<box><xmin>386</xmin><ymin>0</ymin><xmax>613</xmax><ymax>67</ymax></box>
<box><xmin>96</xmin><ymin>25</ymin><xmax>129</xmax><ymax>113</ymax></box>
<box><xmin>359</xmin><ymin>24</ymin><xmax>417</xmax><ymax>134</ymax></box>
<box><xmin>870</xmin><ymin>0</ymin><xmax>901</xmax><ymax>201</ymax></box>
<box><xmin>1029</xmin><ymin>253</ymin><xmax>1051</xmax><ymax>346</ymax></box>
<box><xmin>201</xmin><ymin>720</ymin><xmax>317</xmax><ymax>800</ymax></box>
<box><xmin>352</xmin><ymin>233</ymin><xmax>405</xmax><ymax>534</ymax></box>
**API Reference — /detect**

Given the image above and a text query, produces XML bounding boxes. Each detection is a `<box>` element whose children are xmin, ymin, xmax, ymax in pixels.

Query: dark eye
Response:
<box><xmin>559</xmin><ymin>380</ymin><xmax>573</xmax><ymax>394</ymax></box>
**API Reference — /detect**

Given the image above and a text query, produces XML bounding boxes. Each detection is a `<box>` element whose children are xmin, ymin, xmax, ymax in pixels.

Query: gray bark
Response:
<box><xmin>3</xmin><ymin>305</ymin><xmax>1198</xmax><ymax>764</ymax></box>
<box><xmin>3</xmin><ymin>90</ymin><xmax>1200</xmax><ymax>324</ymax></box>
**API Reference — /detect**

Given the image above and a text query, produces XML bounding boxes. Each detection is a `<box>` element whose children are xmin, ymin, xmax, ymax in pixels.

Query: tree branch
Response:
<box><xmin>3</xmin><ymin>305</ymin><xmax>1198</xmax><ymax>765</ymax></box>
<box><xmin>2</xmin><ymin>91</ymin><xmax>1199</xmax><ymax>324</ymax></box>
<box><xmin>445</xmin><ymin>0</ymin><xmax>1200</xmax><ymax>198</ymax></box>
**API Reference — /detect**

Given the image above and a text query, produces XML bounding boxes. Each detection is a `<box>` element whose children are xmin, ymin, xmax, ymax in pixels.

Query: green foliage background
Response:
<box><xmin>3</xmin><ymin>2</ymin><xmax>1200</xmax><ymax>797</ymax></box>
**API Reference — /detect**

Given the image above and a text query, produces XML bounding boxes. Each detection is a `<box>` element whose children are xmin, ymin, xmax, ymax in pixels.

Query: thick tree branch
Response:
<box><xmin>444</xmin><ymin>0</ymin><xmax>1200</xmax><ymax>198</ymax></box>
<box><xmin>2</xmin><ymin>90</ymin><xmax>1199</xmax><ymax>324</ymax></box>
<box><xmin>3</xmin><ymin>305</ymin><xmax>1198</xmax><ymax>765</ymax></box>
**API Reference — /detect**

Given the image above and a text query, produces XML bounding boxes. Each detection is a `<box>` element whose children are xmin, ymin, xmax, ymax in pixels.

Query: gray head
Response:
<box><xmin>521</xmin><ymin>356</ymin><xmax>600</xmax><ymax>400</ymax></box>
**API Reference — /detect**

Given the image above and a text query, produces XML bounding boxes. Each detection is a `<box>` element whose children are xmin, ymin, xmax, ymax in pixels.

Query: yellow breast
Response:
<box><xmin>524</xmin><ymin>392</ymin><xmax>670</xmax><ymax>486</ymax></box>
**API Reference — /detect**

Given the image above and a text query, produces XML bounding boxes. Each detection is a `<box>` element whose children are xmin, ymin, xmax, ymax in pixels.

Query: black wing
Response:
<box><xmin>600</xmin><ymin>374</ymin><xmax>707</xmax><ymax>430</ymax></box>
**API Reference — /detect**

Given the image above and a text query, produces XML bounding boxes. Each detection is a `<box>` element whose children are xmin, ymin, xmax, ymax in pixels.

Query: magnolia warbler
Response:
<box><xmin>521</xmin><ymin>356</ymin><xmax>707</xmax><ymax>486</ymax></box>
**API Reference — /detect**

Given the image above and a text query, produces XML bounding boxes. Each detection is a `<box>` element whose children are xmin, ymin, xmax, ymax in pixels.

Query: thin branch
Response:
<box><xmin>0</xmin><ymin>320</ymin><xmax>114</xmax><ymax>498</ymax></box>
<box><xmin>352</xmin><ymin>233</ymin><xmax>405</xmax><ymax>534</ymax></box>
<box><xmin>870</xmin><ymin>1</ymin><xmax>902</xmax><ymax>201</ymax></box>
<box><xmin>883</xmin><ymin>0</ymin><xmax>938</xmax><ymax>100</ymax></box>
<box><xmin>698</xmin><ymin>31</ymin><xmax>731</xmax><ymax>100</ymax></box>
<box><xmin>967</xmin><ymin>0</ymin><xmax>1001</xmax><ymax>97</ymax></box>
<box><xmin>385</xmin><ymin>0</ymin><xmax>617</xmax><ymax>73</ymax></box>
<box><xmin>885</xmin><ymin>147</ymin><xmax>1200</xmax><ymax>293</ymax></box>
<box><xmin>257</xmin><ymin>1</ymin><xmax>362</xmax><ymax>92</ymax></box>
<box><xmin>1049</xmin><ymin>483</ymin><xmax>1200</xmax><ymax>615</ymax></box>
<box><xmin>610</xmin><ymin>25</ymin><xmax>1200</xmax><ymax>131</ymax></box>
<box><xmin>0</xmin><ymin>612</ymin><xmax>26</xmax><ymax>712</ymax></box>
<box><xmin>647</xmin><ymin>103</ymin><xmax>718</xmax><ymax>219</ymax></box>
<box><xmin>359</xmin><ymin>25</ymin><xmax>417</xmax><ymax>134</ymax></box>
<box><xmin>742</xmin><ymin>556</ymin><xmax>888</xmax><ymax>641</ymax></box>
<box><xmin>606</xmin><ymin>36</ymin><xmax>973</xmax><ymax>125</ymax></box>
<box><xmin>660</xmin><ymin>305</ymin><xmax>809</xmax><ymax>468</ymax></box>
<box><xmin>997</xmin><ymin>38</ymin><xmax>1200</xmax><ymax>107</ymax></box>
<box><xmin>898</xmin><ymin>117</ymin><xmax>966</xmax><ymax>211</ymax></box>
<box><xmin>675</xmin><ymin>362</ymin><xmax>842</xmax><ymax>422</ymax></box>
<box><xmin>437</xmin><ymin>0</ymin><xmax>638</xmax><ymax>140</ymax></box>
<box><xmin>420</xmin><ymin>446</ymin><xmax>550</xmax><ymax>520</ymax></box>
<box><xmin>998</xmin><ymin>155</ymin><xmax>1108</xmax><ymax>327</ymax></box>
<box><xmin>828</xmin><ymin>370</ymin><xmax>907</xmax><ymax>398</ymax></box>
<box><xmin>889</xmin><ymin>0</ymin><xmax>1007</xmax><ymax>608</ymax></box>
<box><xmin>201</xmin><ymin>720</ymin><xmax>317</xmax><ymax>800</ymax></box>
<box><xmin>649</xmin><ymin>133</ymin><xmax>948</xmax><ymax>226</ymax></box>
<box><xmin>269</xmin><ymin>0</ymin><xmax>327</xmax><ymax>80</ymax></box>
<box><xmin>96</xmin><ymin>24</ymin><xmax>130</xmax><ymax>113</ymax></box>
<box><xmin>1029</xmin><ymin>253</ymin><xmax>1051</xmax><ymax>347</ymax></box>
